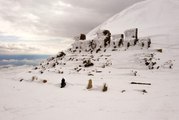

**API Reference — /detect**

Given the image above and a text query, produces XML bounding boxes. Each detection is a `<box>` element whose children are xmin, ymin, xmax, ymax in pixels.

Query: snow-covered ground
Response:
<box><xmin>1</xmin><ymin>0</ymin><xmax>179</xmax><ymax>120</ymax></box>
<box><xmin>1</xmin><ymin>36</ymin><xmax>179</xmax><ymax>120</ymax></box>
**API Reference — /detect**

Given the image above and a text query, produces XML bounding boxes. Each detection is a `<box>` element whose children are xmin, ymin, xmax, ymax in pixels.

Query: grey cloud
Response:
<box><xmin>0</xmin><ymin>38</ymin><xmax>73</xmax><ymax>54</ymax></box>
<box><xmin>60</xmin><ymin>0</ymin><xmax>143</xmax><ymax>14</ymax></box>
<box><xmin>0</xmin><ymin>43</ymin><xmax>39</xmax><ymax>51</ymax></box>
<box><xmin>0</xmin><ymin>42</ymin><xmax>41</xmax><ymax>55</ymax></box>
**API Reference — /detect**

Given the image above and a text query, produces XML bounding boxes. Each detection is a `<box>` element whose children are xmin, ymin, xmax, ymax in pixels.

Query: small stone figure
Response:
<box><xmin>87</xmin><ymin>79</ymin><xmax>93</xmax><ymax>89</ymax></box>
<box><xmin>102</xmin><ymin>83</ymin><xmax>108</xmax><ymax>92</ymax></box>
<box><xmin>61</xmin><ymin>78</ymin><xmax>66</xmax><ymax>88</ymax></box>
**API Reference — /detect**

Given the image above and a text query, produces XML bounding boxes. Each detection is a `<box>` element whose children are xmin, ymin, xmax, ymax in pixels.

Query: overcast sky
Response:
<box><xmin>0</xmin><ymin>0</ymin><xmax>143</xmax><ymax>55</ymax></box>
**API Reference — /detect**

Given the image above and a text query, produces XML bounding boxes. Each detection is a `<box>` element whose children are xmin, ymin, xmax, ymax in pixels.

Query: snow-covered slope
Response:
<box><xmin>1</xmin><ymin>0</ymin><xmax>179</xmax><ymax>120</ymax></box>
<box><xmin>87</xmin><ymin>0</ymin><xmax>179</xmax><ymax>40</ymax></box>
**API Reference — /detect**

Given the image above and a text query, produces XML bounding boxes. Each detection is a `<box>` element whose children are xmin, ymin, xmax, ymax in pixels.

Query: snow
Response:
<box><xmin>1</xmin><ymin>49</ymin><xmax>179</xmax><ymax>120</ymax></box>
<box><xmin>87</xmin><ymin>0</ymin><xmax>179</xmax><ymax>40</ymax></box>
<box><xmin>1</xmin><ymin>0</ymin><xmax>179</xmax><ymax>120</ymax></box>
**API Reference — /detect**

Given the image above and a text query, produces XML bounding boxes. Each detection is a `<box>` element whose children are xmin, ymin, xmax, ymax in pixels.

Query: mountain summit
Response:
<box><xmin>87</xmin><ymin>0</ymin><xmax>179</xmax><ymax>40</ymax></box>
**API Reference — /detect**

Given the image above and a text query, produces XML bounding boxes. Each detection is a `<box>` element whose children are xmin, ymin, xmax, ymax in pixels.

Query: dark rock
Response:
<box><xmin>52</xmin><ymin>63</ymin><xmax>56</xmax><ymax>68</ymax></box>
<box><xmin>147</xmin><ymin>39</ymin><xmax>151</xmax><ymax>48</ymax></box>
<box><xmin>96</xmin><ymin>48</ymin><xmax>101</xmax><ymax>53</ymax></box>
<box><xmin>127</xmin><ymin>42</ymin><xmax>130</xmax><ymax>48</ymax></box>
<box><xmin>102</xmin><ymin>83</ymin><xmax>108</xmax><ymax>92</ymax></box>
<box><xmin>43</xmin><ymin>80</ymin><xmax>47</xmax><ymax>83</ymax></box>
<box><xmin>145</xmin><ymin>62</ymin><xmax>150</xmax><ymax>66</ymax></box>
<box><xmin>153</xmin><ymin>62</ymin><xmax>157</xmax><ymax>66</ymax></box>
<box><xmin>57</xmin><ymin>51</ymin><xmax>66</xmax><ymax>58</ymax></box>
<box><xmin>141</xmin><ymin>42</ymin><xmax>145</xmax><ymax>47</ymax></box>
<box><xmin>61</xmin><ymin>78</ymin><xmax>66</xmax><ymax>88</ymax></box>
<box><xmin>142</xmin><ymin>89</ymin><xmax>147</xmax><ymax>94</ymax></box>
<box><xmin>118</xmin><ymin>39</ymin><xmax>124</xmax><ymax>47</ymax></box>
<box><xmin>20</xmin><ymin>79</ymin><xmax>23</xmax><ymax>82</ymax></box>
<box><xmin>121</xmin><ymin>90</ymin><xmax>126</xmax><ymax>93</ymax></box>
<box><xmin>131</xmin><ymin>82</ymin><xmax>151</xmax><ymax>85</ymax></box>
<box><xmin>77</xmin><ymin>68</ymin><xmax>82</xmax><ymax>72</ymax></box>
<box><xmin>84</xmin><ymin>61</ymin><xmax>94</xmax><ymax>67</ymax></box>
<box><xmin>40</xmin><ymin>70</ymin><xmax>43</xmax><ymax>74</ymax></box>
<box><xmin>80</xmin><ymin>34</ymin><xmax>86</xmax><ymax>40</ymax></box>
<box><xmin>134</xmin><ymin>39</ymin><xmax>138</xmax><ymax>46</ymax></box>
<box><xmin>34</xmin><ymin>67</ymin><xmax>38</xmax><ymax>70</ymax></box>
<box><xmin>156</xmin><ymin>49</ymin><xmax>162</xmax><ymax>53</ymax></box>
<box><xmin>112</xmin><ymin>48</ymin><xmax>117</xmax><ymax>51</ymax></box>
<box><xmin>103</xmin><ymin>30</ymin><xmax>111</xmax><ymax>36</ymax></box>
